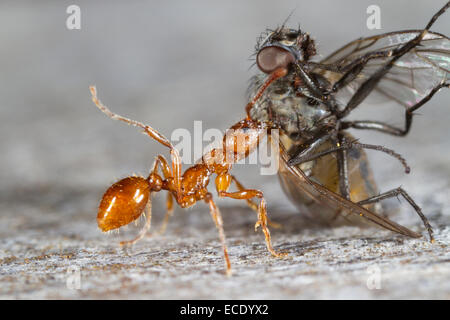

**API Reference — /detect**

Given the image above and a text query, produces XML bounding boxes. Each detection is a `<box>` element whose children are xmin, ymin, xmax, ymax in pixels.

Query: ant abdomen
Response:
<box><xmin>97</xmin><ymin>176</ymin><xmax>150</xmax><ymax>232</ymax></box>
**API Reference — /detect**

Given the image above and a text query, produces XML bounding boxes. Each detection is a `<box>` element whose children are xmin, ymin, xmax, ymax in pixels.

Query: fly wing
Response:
<box><xmin>313</xmin><ymin>30</ymin><xmax>449</xmax><ymax>108</ymax></box>
<box><xmin>279</xmin><ymin>145</ymin><xmax>422</xmax><ymax>238</ymax></box>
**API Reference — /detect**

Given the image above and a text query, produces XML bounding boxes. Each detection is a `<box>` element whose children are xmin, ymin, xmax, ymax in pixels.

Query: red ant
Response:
<box><xmin>90</xmin><ymin>77</ymin><xmax>287</xmax><ymax>275</ymax></box>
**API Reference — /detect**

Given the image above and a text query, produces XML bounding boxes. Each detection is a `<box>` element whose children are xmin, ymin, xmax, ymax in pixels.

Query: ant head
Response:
<box><xmin>97</xmin><ymin>176</ymin><xmax>151</xmax><ymax>232</ymax></box>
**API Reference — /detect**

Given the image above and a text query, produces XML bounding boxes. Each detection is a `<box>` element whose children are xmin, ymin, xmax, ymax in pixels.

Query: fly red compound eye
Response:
<box><xmin>256</xmin><ymin>46</ymin><xmax>295</xmax><ymax>74</ymax></box>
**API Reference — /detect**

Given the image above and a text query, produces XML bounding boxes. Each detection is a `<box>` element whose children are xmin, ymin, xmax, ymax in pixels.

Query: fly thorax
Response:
<box><xmin>248</xmin><ymin>74</ymin><xmax>332</xmax><ymax>141</ymax></box>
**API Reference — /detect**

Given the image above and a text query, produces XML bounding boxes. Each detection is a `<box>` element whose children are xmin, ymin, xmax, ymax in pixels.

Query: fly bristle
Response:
<box><xmin>255</xmin><ymin>28</ymin><xmax>274</xmax><ymax>52</ymax></box>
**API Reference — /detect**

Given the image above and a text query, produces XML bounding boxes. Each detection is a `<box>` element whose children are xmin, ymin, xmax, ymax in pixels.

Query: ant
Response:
<box><xmin>90</xmin><ymin>83</ymin><xmax>287</xmax><ymax>276</ymax></box>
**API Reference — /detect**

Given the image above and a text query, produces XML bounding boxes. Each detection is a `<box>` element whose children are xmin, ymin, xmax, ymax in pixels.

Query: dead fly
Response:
<box><xmin>90</xmin><ymin>3</ymin><xmax>449</xmax><ymax>274</ymax></box>
<box><xmin>247</xmin><ymin>2</ymin><xmax>449</xmax><ymax>241</ymax></box>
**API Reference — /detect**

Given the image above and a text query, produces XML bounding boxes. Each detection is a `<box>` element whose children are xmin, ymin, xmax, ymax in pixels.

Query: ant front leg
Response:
<box><xmin>230</xmin><ymin>175</ymin><xmax>282</xmax><ymax>229</ymax></box>
<box><xmin>216</xmin><ymin>173</ymin><xmax>287</xmax><ymax>258</ymax></box>
<box><xmin>154</xmin><ymin>193</ymin><xmax>174</xmax><ymax>236</ymax></box>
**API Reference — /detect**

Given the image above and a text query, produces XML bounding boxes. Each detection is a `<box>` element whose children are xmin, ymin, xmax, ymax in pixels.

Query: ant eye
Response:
<box><xmin>97</xmin><ymin>176</ymin><xmax>150</xmax><ymax>232</ymax></box>
<box><xmin>256</xmin><ymin>46</ymin><xmax>295</xmax><ymax>74</ymax></box>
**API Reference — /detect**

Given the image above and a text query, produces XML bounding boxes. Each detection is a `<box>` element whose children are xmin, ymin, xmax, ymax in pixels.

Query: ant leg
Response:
<box><xmin>205</xmin><ymin>193</ymin><xmax>232</xmax><ymax>276</ymax></box>
<box><xmin>153</xmin><ymin>193</ymin><xmax>174</xmax><ymax>236</ymax></box>
<box><xmin>230</xmin><ymin>175</ymin><xmax>282</xmax><ymax>229</ymax></box>
<box><xmin>118</xmin><ymin>154</ymin><xmax>170</xmax><ymax>246</ymax></box>
<box><xmin>153</xmin><ymin>155</ymin><xmax>172</xmax><ymax>178</ymax></box>
<box><xmin>358</xmin><ymin>188</ymin><xmax>433</xmax><ymax>242</ymax></box>
<box><xmin>118</xmin><ymin>155</ymin><xmax>175</xmax><ymax>244</ymax></box>
<box><xmin>120</xmin><ymin>201</ymin><xmax>153</xmax><ymax>246</ymax></box>
<box><xmin>340</xmin><ymin>82</ymin><xmax>449</xmax><ymax>136</ymax></box>
<box><xmin>149</xmin><ymin>155</ymin><xmax>175</xmax><ymax>236</ymax></box>
<box><xmin>218</xmin><ymin>188</ymin><xmax>287</xmax><ymax>258</ymax></box>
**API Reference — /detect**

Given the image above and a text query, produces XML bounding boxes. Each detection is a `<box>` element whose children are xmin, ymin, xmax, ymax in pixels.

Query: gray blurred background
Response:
<box><xmin>0</xmin><ymin>0</ymin><xmax>449</xmax><ymax>299</ymax></box>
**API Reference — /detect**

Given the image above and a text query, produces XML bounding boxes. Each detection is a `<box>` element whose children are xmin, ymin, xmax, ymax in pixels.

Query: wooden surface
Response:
<box><xmin>0</xmin><ymin>0</ymin><xmax>449</xmax><ymax>299</ymax></box>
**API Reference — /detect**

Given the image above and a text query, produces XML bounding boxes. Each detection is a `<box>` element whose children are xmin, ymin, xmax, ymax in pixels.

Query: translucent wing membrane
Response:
<box><xmin>278</xmin><ymin>144</ymin><xmax>421</xmax><ymax>238</ymax></box>
<box><xmin>314</xmin><ymin>31</ymin><xmax>449</xmax><ymax>108</ymax></box>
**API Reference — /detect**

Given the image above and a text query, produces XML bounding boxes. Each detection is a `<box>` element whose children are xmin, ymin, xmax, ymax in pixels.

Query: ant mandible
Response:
<box><xmin>90</xmin><ymin>73</ymin><xmax>287</xmax><ymax>275</ymax></box>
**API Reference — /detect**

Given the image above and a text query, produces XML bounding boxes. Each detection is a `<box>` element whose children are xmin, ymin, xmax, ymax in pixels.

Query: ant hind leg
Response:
<box><xmin>120</xmin><ymin>201</ymin><xmax>153</xmax><ymax>247</ymax></box>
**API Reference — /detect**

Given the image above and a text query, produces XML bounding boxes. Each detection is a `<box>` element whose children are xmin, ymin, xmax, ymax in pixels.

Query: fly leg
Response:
<box><xmin>340</xmin><ymin>82</ymin><xmax>449</xmax><ymax>136</ymax></box>
<box><xmin>336</xmin><ymin>134</ymin><xmax>350</xmax><ymax>200</ymax></box>
<box><xmin>286</xmin><ymin>132</ymin><xmax>331</xmax><ymax>166</ymax></box>
<box><xmin>358</xmin><ymin>188</ymin><xmax>434</xmax><ymax>242</ymax></box>
<box><xmin>305</xmin><ymin>50</ymin><xmax>393</xmax><ymax>79</ymax></box>
<box><xmin>231</xmin><ymin>175</ymin><xmax>282</xmax><ymax>229</ymax></box>
<box><xmin>330</xmin><ymin>135</ymin><xmax>356</xmax><ymax>223</ymax></box>
<box><xmin>288</xmin><ymin>137</ymin><xmax>410</xmax><ymax>174</ymax></box>
<box><xmin>319</xmin><ymin>135</ymin><xmax>384</xmax><ymax>223</ymax></box>
<box><xmin>337</xmin><ymin>2</ymin><xmax>450</xmax><ymax>118</ymax></box>
<box><xmin>329</xmin><ymin>51</ymin><xmax>394</xmax><ymax>93</ymax></box>
<box><xmin>205</xmin><ymin>193</ymin><xmax>232</xmax><ymax>276</ymax></box>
